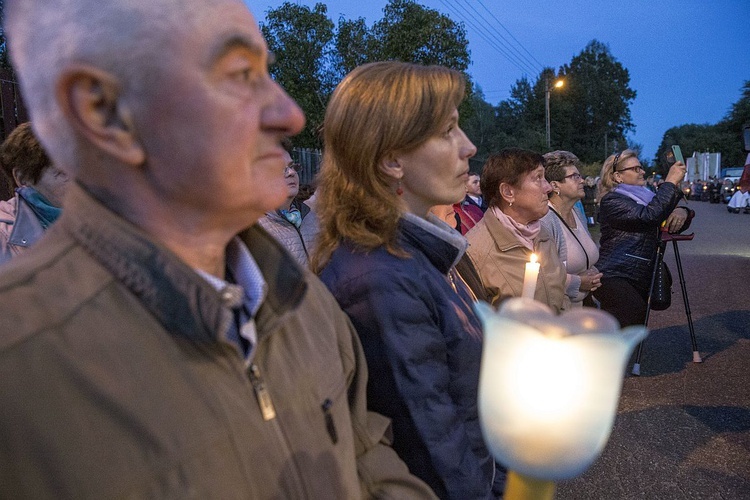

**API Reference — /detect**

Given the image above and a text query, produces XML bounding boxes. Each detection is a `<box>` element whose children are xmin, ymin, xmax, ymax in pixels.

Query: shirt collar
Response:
<box><xmin>195</xmin><ymin>237</ymin><xmax>267</xmax><ymax>318</ymax></box>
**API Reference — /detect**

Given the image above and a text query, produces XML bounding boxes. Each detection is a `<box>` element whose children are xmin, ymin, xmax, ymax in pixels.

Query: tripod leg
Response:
<box><xmin>672</xmin><ymin>240</ymin><xmax>702</xmax><ymax>363</ymax></box>
<box><xmin>632</xmin><ymin>241</ymin><xmax>666</xmax><ymax>375</ymax></box>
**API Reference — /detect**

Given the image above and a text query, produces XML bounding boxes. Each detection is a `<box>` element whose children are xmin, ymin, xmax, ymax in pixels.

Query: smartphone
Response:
<box><xmin>671</xmin><ymin>145</ymin><xmax>684</xmax><ymax>164</ymax></box>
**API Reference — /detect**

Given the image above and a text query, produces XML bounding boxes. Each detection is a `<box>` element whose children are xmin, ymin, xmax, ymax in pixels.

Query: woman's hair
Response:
<box><xmin>598</xmin><ymin>149</ymin><xmax>638</xmax><ymax>199</ymax></box>
<box><xmin>311</xmin><ymin>61</ymin><xmax>465</xmax><ymax>272</ymax></box>
<box><xmin>543</xmin><ymin>150</ymin><xmax>581</xmax><ymax>183</ymax></box>
<box><xmin>480</xmin><ymin>147</ymin><xmax>545</xmax><ymax>209</ymax></box>
<box><xmin>0</xmin><ymin>122</ymin><xmax>52</xmax><ymax>188</ymax></box>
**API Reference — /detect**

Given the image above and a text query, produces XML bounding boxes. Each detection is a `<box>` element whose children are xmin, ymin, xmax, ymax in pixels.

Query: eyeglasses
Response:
<box><xmin>617</xmin><ymin>165</ymin><xmax>644</xmax><ymax>173</ymax></box>
<box><xmin>563</xmin><ymin>173</ymin><xmax>583</xmax><ymax>181</ymax></box>
<box><xmin>284</xmin><ymin>163</ymin><xmax>301</xmax><ymax>174</ymax></box>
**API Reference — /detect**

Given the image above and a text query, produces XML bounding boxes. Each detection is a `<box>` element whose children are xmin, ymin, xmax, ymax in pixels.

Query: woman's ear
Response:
<box><xmin>378</xmin><ymin>156</ymin><xmax>403</xmax><ymax>180</ymax></box>
<box><xmin>55</xmin><ymin>63</ymin><xmax>145</xmax><ymax>166</ymax></box>
<box><xmin>499</xmin><ymin>182</ymin><xmax>514</xmax><ymax>204</ymax></box>
<box><xmin>11</xmin><ymin>167</ymin><xmax>28</xmax><ymax>188</ymax></box>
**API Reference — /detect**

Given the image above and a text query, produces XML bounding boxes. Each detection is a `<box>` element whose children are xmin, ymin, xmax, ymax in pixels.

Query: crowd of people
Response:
<box><xmin>0</xmin><ymin>0</ymin><xmax>695</xmax><ymax>498</ymax></box>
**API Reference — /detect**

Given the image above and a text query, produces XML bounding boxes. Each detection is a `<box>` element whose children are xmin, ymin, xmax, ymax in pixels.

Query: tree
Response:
<box><xmin>261</xmin><ymin>0</ymin><xmax>473</xmax><ymax>149</ymax></box>
<box><xmin>261</xmin><ymin>2</ymin><xmax>336</xmax><ymax>148</ymax></box>
<box><xmin>0</xmin><ymin>0</ymin><xmax>14</xmax><ymax>73</ymax></box>
<box><xmin>369</xmin><ymin>0</ymin><xmax>470</xmax><ymax>71</ymax></box>
<box><xmin>716</xmin><ymin>80</ymin><xmax>750</xmax><ymax>166</ymax></box>
<box><xmin>557</xmin><ymin>40</ymin><xmax>637</xmax><ymax>162</ymax></box>
<box><xmin>335</xmin><ymin>17</ymin><xmax>376</xmax><ymax>75</ymax></box>
<box><xmin>654</xmin><ymin>81</ymin><xmax>750</xmax><ymax>170</ymax></box>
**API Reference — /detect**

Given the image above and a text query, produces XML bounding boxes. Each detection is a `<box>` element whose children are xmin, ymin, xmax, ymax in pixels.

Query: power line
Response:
<box><xmin>455</xmin><ymin>0</ymin><xmax>544</xmax><ymax>74</ymax></box>
<box><xmin>436</xmin><ymin>0</ymin><xmax>540</xmax><ymax>77</ymax></box>
<box><xmin>475</xmin><ymin>0</ymin><xmax>545</xmax><ymax>72</ymax></box>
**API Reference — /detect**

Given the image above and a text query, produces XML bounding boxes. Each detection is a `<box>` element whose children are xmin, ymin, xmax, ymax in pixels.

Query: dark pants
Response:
<box><xmin>593</xmin><ymin>277</ymin><xmax>649</xmax><ymax>327</ymax></box>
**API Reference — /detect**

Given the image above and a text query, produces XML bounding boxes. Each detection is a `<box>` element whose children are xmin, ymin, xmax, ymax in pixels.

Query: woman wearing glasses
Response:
<box><xmin>593</xmin><ymin>149</ymin><xmax>690</xmax><ymax>326</ymax></box>
<box><xmin>466</xmin><ymin>148</ymin><xmax>569</xmax><ymax>313</ymax></box>
<box><xmin>540</xmin><ymin>151</ymin><xmax>602</xmax><ymax>308</ymax></box>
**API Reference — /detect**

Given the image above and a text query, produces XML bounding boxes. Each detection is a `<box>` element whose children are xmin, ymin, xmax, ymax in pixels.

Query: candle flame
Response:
<box><xmin>530</xmin><ymin>253</ymin><xmax>538</xmax><ymax>264</ymax></box>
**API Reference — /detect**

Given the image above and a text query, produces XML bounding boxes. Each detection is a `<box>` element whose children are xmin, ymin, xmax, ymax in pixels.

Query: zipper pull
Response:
<box><xmin>248</xmin><ymin>364</ymin><xmax>276</xmax><ymax>421</ymax></box>
<box><xmin>321</xmin><ymin>399</ymin><xmax>338</xmax><ymax>444</ymax></box>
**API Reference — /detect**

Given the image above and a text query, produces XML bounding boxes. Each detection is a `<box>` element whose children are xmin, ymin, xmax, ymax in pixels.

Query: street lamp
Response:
<box><xmin>545</xmin><ymin>77</ymin><xmax>564</xmax><ymax>149</ymax></box>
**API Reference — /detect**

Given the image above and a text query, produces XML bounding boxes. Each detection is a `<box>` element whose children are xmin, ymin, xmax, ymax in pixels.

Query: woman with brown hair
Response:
<box><xmin>466</xmin><ymin>148</ymin><xmax>568</xmax><ymax>312</ymax></box>
<box><xmin>313</xmin><ymin>61</ymin><xmax>500</xmax><ymax>499</ymax></box>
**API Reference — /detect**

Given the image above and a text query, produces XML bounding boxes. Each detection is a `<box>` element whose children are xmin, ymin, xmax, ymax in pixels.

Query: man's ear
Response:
<box><xmin>56</xmin><ymin>64</ymin><xmax>145</xmax><ymax>166</ymax></box>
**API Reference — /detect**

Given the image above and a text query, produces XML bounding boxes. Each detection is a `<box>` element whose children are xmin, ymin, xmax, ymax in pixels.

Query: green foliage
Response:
<box><xmin>580</xmin><ymin>162</ymin><xmax>603</xmax><ymax>179</ymax></box>
<box><xmin>462</xmin><ymin>41</ymin><xmax>636</xmax><ymax>165</ymax></box>
<box><xmin>655</xmin><ymin>80</ymin><xmax>750</xmax><ymax>170</ymax></box>
<box><xmin>0</xmin><ymin>0</ymin><xmax>14</xmax><ymax>73</ymax></box>
<box><xmin>370</xmin><ymin>0</ymin><xmax>470</xmax><ymax>71</ymax></box>
<box><xmin>556</xmin><ymin>40</ymin><xmax>636</xmax><ymax>162</ymax></box>
<box><xmin>261</xmin><ymin>0</ymin><xmax>472</xmax><ymax>149</ymax></box>
<box><xmin>261</xmin><ymin>2</ymin><xmax>336</xmax><ymax>148</ymax></box>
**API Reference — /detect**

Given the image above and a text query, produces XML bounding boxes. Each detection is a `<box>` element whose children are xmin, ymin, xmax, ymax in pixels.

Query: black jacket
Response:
<box><xmin>597</xmin><ymin>183</ymin><xmax>684</xmax><ymax>292</ymax></box>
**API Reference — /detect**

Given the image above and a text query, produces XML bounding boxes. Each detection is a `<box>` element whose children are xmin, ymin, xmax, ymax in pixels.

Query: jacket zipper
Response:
<box><xmin>248</xmin><ymin>363</ymin><xmax>277</xmax><ymax>421</ymax></box>
<box><xmin>625</xmin><ymin>253</ymin><xmax>651</xmax><ymax>262</ymax></box>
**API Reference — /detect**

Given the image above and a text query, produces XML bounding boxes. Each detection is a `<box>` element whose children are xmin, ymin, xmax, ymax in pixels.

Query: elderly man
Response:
<box><xmin>0</xmin><ymin>0</ymin><xmax>435</xmax><ymax>498</ymax></box>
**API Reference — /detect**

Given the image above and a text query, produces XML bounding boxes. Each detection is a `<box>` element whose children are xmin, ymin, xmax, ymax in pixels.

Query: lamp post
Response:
<box><xmin>545</xmin><ymin>77</ymin><xmax>564</xmax><ymax>149</ymax></box>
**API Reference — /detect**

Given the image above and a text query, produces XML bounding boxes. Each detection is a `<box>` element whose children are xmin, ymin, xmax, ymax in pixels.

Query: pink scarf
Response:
<box><xmin>491</xmin><ymin>207</ymin><xmax>540</xmax><ymax>251</ymax></box>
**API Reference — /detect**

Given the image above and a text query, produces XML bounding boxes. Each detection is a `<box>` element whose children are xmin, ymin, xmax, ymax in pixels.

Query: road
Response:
<box><xmin>557</xmin><ymin>200</ymin><xmax>750</xmax><ymax>499</ymax></box>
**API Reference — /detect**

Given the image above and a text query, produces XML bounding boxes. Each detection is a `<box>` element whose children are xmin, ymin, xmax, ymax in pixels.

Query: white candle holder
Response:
<box><xmin>475</xmin><ymin>298</ymin><xmax>648</xmax><ymax>498</ymax></box>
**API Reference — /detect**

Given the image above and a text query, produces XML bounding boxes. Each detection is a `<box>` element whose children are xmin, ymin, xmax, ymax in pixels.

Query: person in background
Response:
<box><xmin>258</xmin><ymin>138</ymin><xmax>319</xmax><ymax>267</ymax></box>
<box><xmin>466</xmin><ymin>148</ymin><xmax>569</xmax><ymax>312</ymax></box>
<box><xmin>540</xmin><ymin>150</ymin><xmax>601</xmax><ymax>308</ymax></box>
<box><xmin>593</xmin><ymin>149</ymin><xmax>691</xmax><ymax>326</ymax></box>
<box><xmin>583</xmin><ymin>176</ymin><xmax>598</xmax><ymax>225</ymax></box>
<box><xmin>0</xmin><ymin>122</ymin><xmax>69</xmax><ymax>264</ymax></box>
<box><xmin>454</xmin><ymin>172</ymin><xmax>485</xmax><ymax>234</ymax></box>
<box><xmin>313</xmin><ymin>61</ymin><xmax>501</xmax><ymax>499</ymax></box>
<box><xmin>0</xmin><ymin>0</ymin><xmax>435</xmax><ymax>497</ymax></box>
<box><xmin>430</xmin><ymin>204</ymin><xmax>490</xmax><ymax>303</ymax></box>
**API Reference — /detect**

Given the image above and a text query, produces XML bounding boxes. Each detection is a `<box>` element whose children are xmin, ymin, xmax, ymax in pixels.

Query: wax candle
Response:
<box><xmin>521</xmin><ymin>253</ymin><xmax>540</xmax><ymax>300</ymax></box>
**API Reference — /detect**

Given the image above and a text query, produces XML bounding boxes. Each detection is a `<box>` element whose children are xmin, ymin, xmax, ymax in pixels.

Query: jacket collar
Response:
<box><xmin>483</xmin><ymin>209</ymin><xmax>551</xmax><ymax>252</ymax></box>
<box><xmin>61</xmin><ymin>183</ymin><xmax>307</xmax><ymax>344</ymax></box>
<box><xmin>8</xmin><ymin>195</ymin><xmax>46</xmax><ymax>248</ymax></box>
<box><xmin>399</xmin><ymin>213</ymin><xmax>467</xmax><ymax>273</ymax></box>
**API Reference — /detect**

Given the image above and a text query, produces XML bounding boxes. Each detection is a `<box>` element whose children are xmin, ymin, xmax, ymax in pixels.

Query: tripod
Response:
<box><xmin>631</xmin><ymin>230</ymin><xmax>702</xmax><ymax>376</ymax></box>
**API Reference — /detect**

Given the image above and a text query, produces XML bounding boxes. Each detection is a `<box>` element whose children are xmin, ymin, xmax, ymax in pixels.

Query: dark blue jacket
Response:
<box><xmin>320</xmin><ymin>215</ymin><xmax>495</xmax><ymax>500</ymax></box>
<box><xmin>597</xmin><ymin>183</ymin><xmax>683</xmax><ymax>292</ymax></box>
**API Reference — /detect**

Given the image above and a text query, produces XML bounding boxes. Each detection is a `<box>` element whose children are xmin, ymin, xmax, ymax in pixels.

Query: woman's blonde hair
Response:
<box><xmin>598</xmin><ymin>149</ymin><xmax>638</xmax><ymax>199</ymax></box>
<box><xmin>311</xmin><ymin>61</ymin><xmax>465</xmax><ymax>272</ymax></box>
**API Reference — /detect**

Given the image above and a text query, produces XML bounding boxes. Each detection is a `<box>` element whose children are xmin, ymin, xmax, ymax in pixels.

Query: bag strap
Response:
<box><xmin>549</xmin><ymin>206</ymin><xmax>589</xmax><ymax>269</ymax></box>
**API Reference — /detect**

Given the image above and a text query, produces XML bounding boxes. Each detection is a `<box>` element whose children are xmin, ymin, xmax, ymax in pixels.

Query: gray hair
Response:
<box><xmin>6</xmin><ymin>0</ymin><xmax>196</xmax><ymax>169</ymax></box>
<box><xmin>543</xmin><ymin>150</ymin><xmax>581</xmax><ymax>183</ymax></box>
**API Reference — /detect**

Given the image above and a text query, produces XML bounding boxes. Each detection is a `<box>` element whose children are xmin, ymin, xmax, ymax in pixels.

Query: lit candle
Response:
<box><xmin>521</xmin><ymin>253</ymin><xmax>540</xmax><ymax>300</ymax></box>
<box><xmin>474</xmin><ymin>299</ymin><xmax>648</xmax><ymax>498</ymax></box>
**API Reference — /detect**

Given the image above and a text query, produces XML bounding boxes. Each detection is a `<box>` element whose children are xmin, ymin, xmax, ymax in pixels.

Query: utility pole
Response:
<box><xmin>545</xmin><ymin>77</ymin><xmax>564</xmax><ymax>150</ymax></box>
